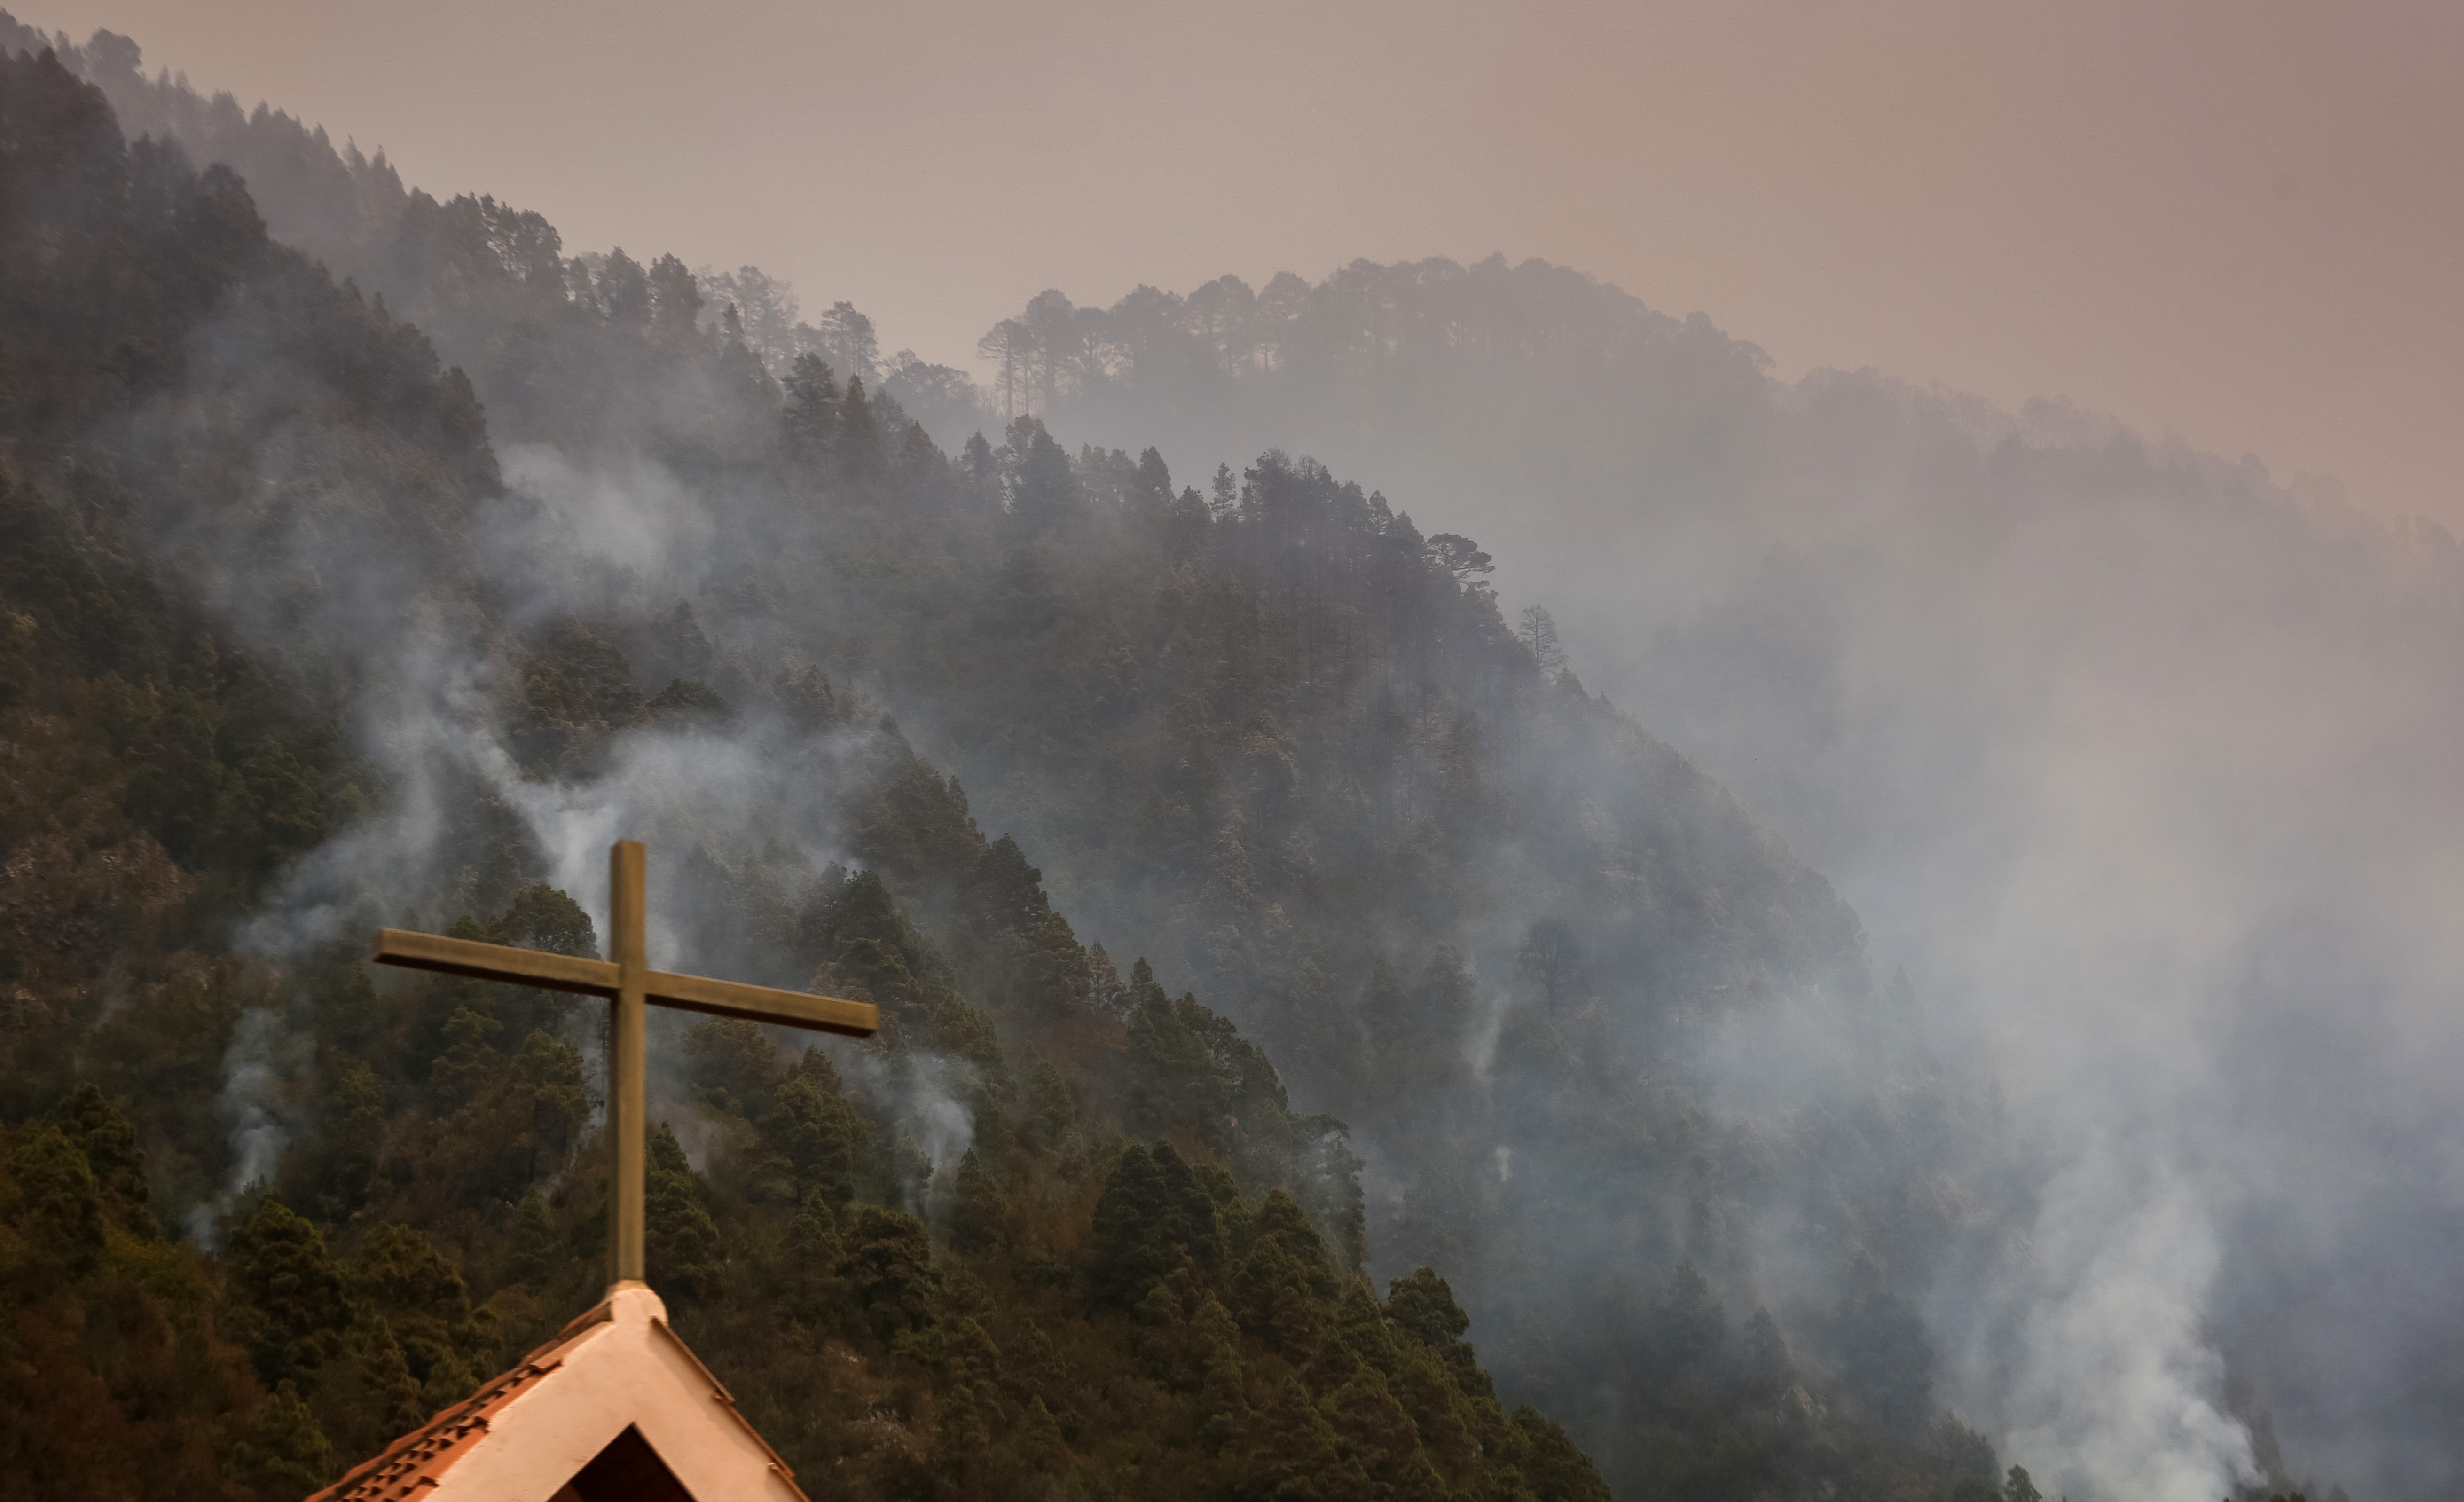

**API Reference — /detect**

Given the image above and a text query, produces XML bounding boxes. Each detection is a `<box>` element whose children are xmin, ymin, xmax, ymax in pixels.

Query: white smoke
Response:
<box><xmin>491</xmin><ymin>444</ymin><xmax>718</xmax><ymax>610</ymax></box>
<box><xmin>1983</xmin><ymin>1147</ymin><xmax>2258</xmax><ymax>1502</ymax></box>
<box><xmin>837</xmin><ymin>1045</ymin><xmax>978</xmax><ymax>1209</ymax></box>
<box><xmin>236</xmin><ymin>642</ymin><xmax>502</xmax><ymax>957</ymax></box>
<box><xmin>1036</xmin><ymin>309</ymin><xmax>2464</xmax><ymax>1493</ymax></box>
<box><xmin>187</xmin><ymin>1005</ymin><xmax>313</xmax><ymax>1250</ymax></box>
<box><xmin>899</xmin><ymin>1052</ymin><xmax>978</xmax><ymax>1172</ymax></box>
<box><xmin>220</xmin><ymin>1008</ymin><xmax>292</xmax><ymax>1187</ymax></box>
<box><xmin>210</xmin><ymin>447</ymin><xmax>997</xmax><ymax>1239</ymax></box>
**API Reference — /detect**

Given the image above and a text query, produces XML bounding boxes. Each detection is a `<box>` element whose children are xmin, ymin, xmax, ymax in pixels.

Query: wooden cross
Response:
<box><xmin>369</xmin><ymin>839</ymin><xmax>877</xmax><ymax>1290</ymax></box>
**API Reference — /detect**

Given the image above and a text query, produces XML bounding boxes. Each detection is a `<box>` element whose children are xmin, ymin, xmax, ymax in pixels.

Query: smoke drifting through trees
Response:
<box><xmin>964</xmin><ymin>260</ymin><xmax>2464</xmax><ymax>1500</ymax></box>
<box><xmin>0</xmin><ymin>12</ymin><xmax>2433</xmax><ymax>1501</ymax></box>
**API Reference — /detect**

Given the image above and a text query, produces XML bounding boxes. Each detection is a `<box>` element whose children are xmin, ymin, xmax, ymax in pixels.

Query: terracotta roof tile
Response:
<box><xmin>305</xmin><ymin>1310</ymin><xmax>613</xmax><ymax>1502</ymax></box>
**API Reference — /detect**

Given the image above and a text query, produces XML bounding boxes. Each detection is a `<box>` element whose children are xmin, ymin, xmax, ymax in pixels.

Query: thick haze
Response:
<box><xmin>21</xmin><ymin>0</ymin><xmax>2464</xmax><ymax>526</ymax></box>
<box><xmin>15</xmin><ymin>5</ymin><xmax>2464</xmax><ymax>1497</ymax></box>
<box><xmin>1011</xmin><ymin>268</ymin><xmax>2464</xmax><ymax>1498</ymax></box>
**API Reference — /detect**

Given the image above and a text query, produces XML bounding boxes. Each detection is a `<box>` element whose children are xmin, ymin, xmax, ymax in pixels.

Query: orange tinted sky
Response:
<box><xmin>22</xmin><ymin>0</ymin><xmax>2463</xmax><ymax>522</ymax></box>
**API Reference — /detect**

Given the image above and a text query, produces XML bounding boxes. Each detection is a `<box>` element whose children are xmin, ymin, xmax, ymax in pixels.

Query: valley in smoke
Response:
<box><xmin>968</xmin><ymin>263</ymin><xmax>2464</xmax><ymax>1499</ymax></box>
<box><xmin>5</xmin><ymin>15</ymin><xmax>2449</xmax><ymax>1502</ymax></box>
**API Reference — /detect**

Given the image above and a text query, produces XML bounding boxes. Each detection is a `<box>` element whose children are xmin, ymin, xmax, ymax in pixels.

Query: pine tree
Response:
<box><xmin>647</xmin><ymin>252</ymin><xmax>701</xmax><ymax>337</ymax></box>
<box><xmin>1325</xmin><ymin>1366</ymin><xmax>1447</xmax><ymax>1502</ymax></box>
<box><xmin>816</xmin><ymin>300</ymin><xmax>878</xmax><ymax>387</ymax></box>
<box><xmin>1008</xmin><ymin>418</ymin><xmax>1076</xmax><ymax>526</ymax></box>
<box><xmin>975</xmin><ymin>319</ymin><xmax>1027</xmax><ymax>420</ymax></box>
<box><xmin>1504</xmin><ymin>1406</ymin><xmax>1613</xmax><ymax>1502</ymax></box>
<box><xmin>1516</xmin><ymin>603</ymin><xmax>1566</xmax><ymax>675</ymax></box>
<box><xmin>1331</xmin><ymin>1276</ymin><xmax>1401</xmax><ymax>1376</ymax></box>
<box><xmin>228</xmin><ymin>1197</ymin><xmax>355</xmax><ymax>1391</ymax></box>
<box><xmin>1385</xmin><ymin>1268</ymin><xmax>1491</xmax><ymax>1397</ymax></box>
<box><xmin>596</xmin><ymin>248</ymin><xmax>651</xmax><ymax>324</ymax></box>
<box><xmin>962</xmin><ymin>430</ymin><xmax>999</xmax><ymax>503</ymax></box>
<box><xmin>6</xmin><ymin>1124</ymin><xmax>106</xmax><ymax>1282</ymax></box>
<box><xmin>506</xmin><ymin>1186</ymin><xmax>558</xmax><ymax>1286</ymax></box>
<box><xmin>52</xmin><ymin>1082</ymin><xmax>156</xmax><ymax>1236</ymax></box>
<box><xmin>782</xmin><ymin>353</ymin><xmax>839</xmax><ymax>466</ymax></box>
<box><xmin>1023</xmin><ymin>1060</ymin><xmax>1077</xmax><ymax>1149</ymax></box>
<box><xmin>1241</xmin><ymin>1376</ymin><xmax>1354</xmax><ymax>1500</ymax></box>
<box><xmin>229</xmin><ymin>1381</ymin><xmax>334</xmax><ymax>1499</ymax></box>
<box><xmin>1516</xmin><ymin>919</ymin><xmax>1587</xmax><ymax>1014</ymax></box>
<box><xmin>838</xmin><ymin>377</ymin><xmax>887</xmax><ymax>481</ymax></box>
<box><xmin>948</xmin><ymin>1148</ymin><xmax>1004</xmax><ymax>1255</ymax></box>
<box><xmin>761</xmin><ymin>1050</ymin><xmax>870</xmax><ymax>1206</ymax></box>
<box><xmin>1196</xmin><ymin>1342</ymin><xmax>1249</xmax><ymax>1457</ymax></box>
<box><xmin>1233</xmin><ymin>1191</ymin><xmax>1336</xmax><ymax>1359</ymax></box>
<box><xmin>644</xmin><ymin>1122</ymin><xmax>722</xmax><ymax>1301</ymax></box>
<box><xmin>429</xmin><ymin>1003</ymin><xmax>503</xmax><ymax>1103</ymax></box>
<box><xmin>1089</xmin><ymin>1145</ymin><xmax>1172</xmax><ymax>1306</ymax></box>
<box><xmin>352</xmin><ymin>1221</ymin><xmax>489</xmax><ymax>1409</ymax></box>
<box><xmin>1134</xmin><ymin>446</ymin><xmax>1174</xmax><ymax>509</ymax></box>
<box><xmin>844</xmin><ymin>1204</ymin><xmax>937</xmax><ymax>1339</ymax></box>
<box><xmin>485</xmin><ymin>884</ymin><xmax>599</xmax><ymax>956</ymax></box>
<box><xmin>330</xmin><ymin>1310</ymin><xmax>423</xmax><ymax>1455</ymax></box>
<box><xmin>780</xmin><ymin>1189</ymin><xmax>845</xmax><ymax>1327</ymax></box>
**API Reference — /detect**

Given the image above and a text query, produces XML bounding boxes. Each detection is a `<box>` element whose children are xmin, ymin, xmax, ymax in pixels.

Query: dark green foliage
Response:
<box><xmin>1243</xmin><ymin>1375</ymin><xmax>1353</xmax><ymax>1499</ymax></box>
<box><xmin>765</xmin><ymin>1050</ymin><xmax>876</xmax><ymax>1206</ymax></box>
<box><xmin>51</xmin><ymin>1082</ymin><xmax>155</xmax><ymax>1235</ymax></box>
<box><xmin>843</xmin><ymin>1203</ymin><xmax>937</xmax><ymax>1339</ymax></box>
<box><xmin>837</xmin><ymin>377</ymin><xmax>887</xmax><ymax>482</ymax></box>
<box><xmin>0</xmin><ymin>1115</ymin><xmax>263</xmax><ymax>1497</ymax></box>
<box><xmin>947</xmin><ymin>1148</ymin><xmax>1004</xmax><ymax>1255</ymax></box>
<box><xmin>350</xmin><ymin>1222</ymin><xmax>492</xmax><ymax>1403</ymax></box>
<box><xmin>1234</xmin><ymin>1191</ymin><xmax>1340</xmax><ymax>1360</ymax></box>
<box><xmin>777</xmin><ymin>1189</ymin><xmax>844</xmax><ymax>1324</ymax></box>
<box><xmin>321</xmin><ymin>1312</ymin><xmax>424</xmax><ymax>1465</ymax></box>
<box><xmin>3</xmin><ymin>1124</ymin><xmax>106</xmax><ymax>1281</ymax></box>
<box><xmin>227</xmin><ymin>1197</ymin><xmax>352</xmax><ymax>1390</ymax></box>
<box><xmin>0</xmin><ymin>37</ymin><xmax>2103</xmax><ymax>1502</ymax></box>
<box><xmin>506</xmin><ymin>1187</ymin><xmax>558</xmax><ymax>1287</ymax></box>
<box><xmin>1089</xmin><ymin>1142</ymin><xmax>1224</xmax><ymax>1305</ymax></box>
<box><xmin>1507</xmin><ymin>1406</ymin><xmax>1616</xmax><ymax>1502</ymax></box>
<box><xmin>1385</xmin><ymin>1268</ymin><xmax>1489</xmax><ymax>1399</ymax></box>
<box><xmin>646</xmin><ymin>1122</ymin><xmax>722</xmax><ymax>1299</ymax></box>
<box><xmin>783</xmin><ymin>352</ymin><xmax>839</xmax><ymax>464</ymax></box>
<box><xmin>228</xmin><ymin>1380</ymin><xmax>334</xmax><ymax>1497</ymax></box>
<box><xmin>487</xmin><ymin>882</ymin><xmax>598</xmax><ymax>957</ymax></box>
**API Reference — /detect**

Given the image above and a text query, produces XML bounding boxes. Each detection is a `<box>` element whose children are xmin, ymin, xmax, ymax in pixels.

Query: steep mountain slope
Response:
<box><xmin>956</xmin><ymin>252</ymin><xmax>2464</xmax><ymax>1499</ymax></box>
<box><xmin>0</xmin><ymin>43</ymin><xmax>1617</xmax><ymax>1501</ymax></box>
<box><xmin>0</xmin><ymin>22</ymin><xmax>2184</xmax><ymax>1502</ymax></box>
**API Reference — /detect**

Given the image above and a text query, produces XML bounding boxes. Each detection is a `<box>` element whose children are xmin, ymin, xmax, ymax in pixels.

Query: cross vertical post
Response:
<box><xmin>369</xmin><ymin>839</ymin><xmax>876</xmax><ymax>1298</ymax></box>
<box><xmin>608</xmin><ymin>839</ymin><xmax>648</xmax><ymax>1285</ymax></box>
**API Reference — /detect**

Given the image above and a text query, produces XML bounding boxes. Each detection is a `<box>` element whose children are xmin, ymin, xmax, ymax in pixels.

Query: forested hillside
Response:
<box><xmin>948</xmin><ymin>228</ymin><xmax>2464</xmax><ymax>1502</ymax></box>
<box><xmin>0</xmin><ymin>21</ymin><xmax>2325</xmax><ymax>1502</ymax></box>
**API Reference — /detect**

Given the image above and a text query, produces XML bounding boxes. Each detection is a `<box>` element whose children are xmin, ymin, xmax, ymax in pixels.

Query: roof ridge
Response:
<box><xmin>649</xmin><ymin>1314</ymin><xmax>802</xmax><ymax>1487</ymax></box>
<box><xmin>303</xmin><ymin>1323</ymin><xmax>604</xmax><ymax>1502</ymax></box>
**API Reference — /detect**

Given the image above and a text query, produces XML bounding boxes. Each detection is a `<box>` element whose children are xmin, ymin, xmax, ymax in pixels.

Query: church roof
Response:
<box><xmin>306</xmin><ymin>1282</ymin><xmax>808</xmax><ymax>1502</ymax></box>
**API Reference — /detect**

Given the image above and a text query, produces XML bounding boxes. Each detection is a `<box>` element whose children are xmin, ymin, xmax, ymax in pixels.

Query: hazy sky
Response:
<box><xmin>22</xmin><ymin>0</ymin><xmax>2462</xmax><ymax>523</ymax></box>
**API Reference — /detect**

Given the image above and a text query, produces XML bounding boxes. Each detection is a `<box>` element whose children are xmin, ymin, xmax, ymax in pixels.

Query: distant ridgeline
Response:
<box><xmin>0</xmin><ymin>22</ymin><xmax>2141</xmax><ymax>1502</ymax></box>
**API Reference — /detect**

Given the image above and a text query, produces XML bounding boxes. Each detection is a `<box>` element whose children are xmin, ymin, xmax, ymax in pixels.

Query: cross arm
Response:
<box><xmin>644</xmin><ymin>971</ymin><xmax>878</xmax><ymax>1037</ymax></box>
<box><xmin>372</xmin><ymin>928</ymin><xmax>620</xmax><ymax>995</ymax></box>
<box><xmin>369</xmin><ymin>928</ymin><xmax>879</xmax><ymax>1038</ymax></box>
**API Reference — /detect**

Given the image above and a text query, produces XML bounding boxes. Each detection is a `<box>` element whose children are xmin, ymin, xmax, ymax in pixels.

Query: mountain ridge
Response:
<box><xmin>1</xmin><ymin>19</ymin><xmax>2358</xmax><ymax>1502</ymax></box>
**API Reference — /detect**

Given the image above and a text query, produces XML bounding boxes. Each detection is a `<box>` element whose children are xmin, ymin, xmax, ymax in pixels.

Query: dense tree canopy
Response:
<box><xmin>0</xmin><ymin>24</ymin><xmax>2352</xmax><ymax>1502</ymax></box>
